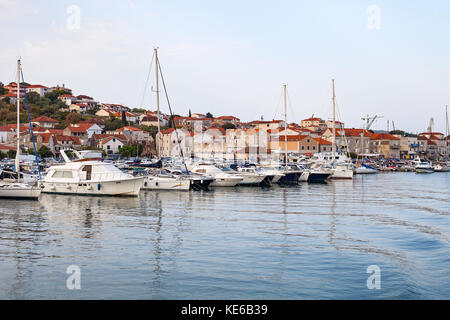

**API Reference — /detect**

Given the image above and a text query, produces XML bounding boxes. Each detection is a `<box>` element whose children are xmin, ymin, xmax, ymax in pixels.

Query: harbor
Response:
<box><xmin>0</xmin><ymin>172</ymin><xmax>449</xmax><ymax>299</ymax></box>
<box><xmin>1</xmin><ymin>1</ymin><xmax>450</xmax><ymax>304</ymax></box>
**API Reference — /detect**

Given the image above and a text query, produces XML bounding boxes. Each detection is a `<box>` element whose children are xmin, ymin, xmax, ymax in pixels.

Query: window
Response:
<box><xmin>52</xmin><ymin>171</ymin><xmax>73</xmax><ymax>178</ymax></box>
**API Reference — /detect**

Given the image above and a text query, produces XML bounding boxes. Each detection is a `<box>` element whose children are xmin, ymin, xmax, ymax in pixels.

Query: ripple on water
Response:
<box><xmin>0</xmin><ymin>172</ymin><xmax>449</xmax><ymax>299</ymax></box>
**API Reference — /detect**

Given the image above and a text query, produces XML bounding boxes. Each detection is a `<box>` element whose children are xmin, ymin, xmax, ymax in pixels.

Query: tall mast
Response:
<box><xmin>15</xmin><ymin>58</ymin><xmax>21</xmax><ymax>180</ymax></box>
<box><xmin>446</xmin><ymin>105</ymin><xmax>449</xmax><ymax>138</ymax></box>
<box><xmin>331</xmin><ymin>79</ymin><xmax>336</xmax><ymax>165</ymax></box>
<box><xmin>154</xmin><ymin>47</ymin><xmax>161</xmax><ymax>158</ymax></box>
<box><xmin>283</xmin><ymin>84</ymin><xmax>288</xmax><ymax>166</ymax></box>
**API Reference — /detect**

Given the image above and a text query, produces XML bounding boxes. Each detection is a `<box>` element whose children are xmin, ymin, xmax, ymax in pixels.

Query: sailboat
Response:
<box><xmin>275</xmin><ymin>84</ymin><xmax>302</xmax><ymax>184</ymax></box>
<box><xmin>0</xmin><ymin>59</ymin><xmax>41</xmax><ymax>199</ymax></box>
<box><xmin>329</xmin><ymin>79</ymin><xmax>353</xmax><ymax>180</ymax></box>
<box><xmin>141</xmin><ymin>48</ymin><xmax>190</xmax><ymax>191</ymax></box>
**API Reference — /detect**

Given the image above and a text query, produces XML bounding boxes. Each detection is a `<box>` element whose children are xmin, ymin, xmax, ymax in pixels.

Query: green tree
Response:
<box><xmin>119</xmin><ymin>144</ymin><xmax>143</xmax><ymax>157</ymax></box>
<box><xmin>121</xmin><ymin>111</ymin><xmax>127</xmax><ymax>125</ymax></box>
<box><xmin>65</xmin><ymin>112</ymin><xmax>81</xmax><ymax>124</ymax></box>
<box><xmin>104</xmin><ymin>118</ymin><xmax>125</xmax><ymax>131</ymax></box>
<box><xmin>140</xmin><ymin>125</ymin><xmax>168</xmax><ymax>139</ymax></box>
<box><xmin>25</xmin><ymin>92</ymin><xmax>40</xmax><ymax>104</ymax></box>
<box><xmin>132</xmin><ymin>108</ymin><xmax>146</xmax><ymax>113</ymax></box>
<box><xmin>6</xmin><ymin>149</ymin><xmax>16</xmax><ymax>159</ymax></box>
<box><xmin>188</xmin><ymin>109</ymin><xmax>192</xmax><ymax>117</ymax></box>
<box><xmin>44</xmin><ymin>90</ymin><xmax>66</xmax><ymax>102</ymax></box>
<box><xmin>0</xmin><ymin>83</ymin><xmax>7</xmax><ymax>95</ymax></box>
<box><xmin>206</xmin><ymin>112</ymin><xmax>213</xmax><ymax>119</ymax></box>
<box><xmin>222</xmin><ymin>123</ymin><xmax>236</xmax><ymax>130</ymax></box>
<box><xmin>38</xmin><ymin>145</ymin><xmax>54</xmax><ymax>158</ymax></box>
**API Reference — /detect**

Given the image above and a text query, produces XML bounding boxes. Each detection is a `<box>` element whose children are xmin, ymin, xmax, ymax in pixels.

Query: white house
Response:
<box><xmin>99</xmin><ymin>136</ymin><xmax>125</xmax><ymax>154</ymax></box>
<box><xmin>31</xmin><ymin>116</ymin><xmax>59</xmax><ymax>129</ymax></box>
<box><xmin>25</xmin><ymin>85</ymin><xmax>50</xmax><ymax>97</ymax></box>
<box><xmin>58</xmin><ymin>94</ymin><xmax>78</xmax><ymax>106</ymax></box>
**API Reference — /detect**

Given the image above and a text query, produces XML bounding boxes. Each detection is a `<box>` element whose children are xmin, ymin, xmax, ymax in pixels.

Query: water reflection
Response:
<box><xmin>0</xmin><ymin>173</ymin><xmax>449</xmax><ymax>299</ymax></box>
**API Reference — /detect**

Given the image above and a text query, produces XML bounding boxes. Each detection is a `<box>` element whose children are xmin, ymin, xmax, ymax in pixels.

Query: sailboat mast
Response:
<box><xmin>15</xmin><ymin>59</ymin><xmax>21</xmax><ymax>180</ymax></box>
<box><xmin>446</xmin><ymin>105</ymin><xmax>449</xmax><ymax>138</ymax></box>
<box><xmin>331</xmin><ymin>79</ymin><xmax>336</xmax><ymax>165</ymax></box>
<box><xmin>154</xmin><ymin>47</ymin><xmax>161</xmax><ymax>158</ymax></box>
<box><xmin>283</xmin><ymin>84</ymin><xmax>288</xmax><ymax>166</ymax></box>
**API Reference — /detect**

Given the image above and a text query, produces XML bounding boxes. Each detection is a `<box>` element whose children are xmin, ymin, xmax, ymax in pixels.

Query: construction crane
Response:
<box><xmin>361</xmin><ymin>114</ymin><xmax>384</xmax><ymax>130</ymax></box>
<box><xmin>427</xmin><ymin>117</ymin><xmax>434</xmax><ymax>133</ymax></box>
<box><xmin>392</xmin><ymin>120</ymin><xmax>396</xmax><ymax>132</ymax></box>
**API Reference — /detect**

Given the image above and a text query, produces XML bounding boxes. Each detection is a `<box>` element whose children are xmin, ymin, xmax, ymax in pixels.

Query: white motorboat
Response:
<box><xmin>233</xmin><ymin>167</ymin><xmax>270</xmax><ymax>186</ymax></box>
<box><xmin>257</xmin><ymin>166</ymin><xmax>284</xmax><ymax>183</ymax></box>
<box><xmin>331</xmin><ymin>163</ymin><xmax>354</xmax><ymax>179</ymax></box>
<box><xmin>355</xmin><ymin>163</ymin><xmax>378</xmax><ymax>174</ymax></box>
<box><xmin>414</xmin><ymin>159</ymin><xmax>434</xmax><ymax>173</ymax></box>
<box><xmin>142</xmin><ymin>169</ymin><xmax>190</xmax><ymax>191</ymax></box>
<box><xmin>41</xmin><ymin>150</ymin><xmax>143</xmax><ymax>196</ymax></box>
<box><xmin>189</xmin><ymin>164</ymin><xmax>243</xmax><ymax>187</ymax></box>
<box><xmin>433</xmin><ymin>162</ymin><xmax>450</xmax><ymax>172</ymax></box>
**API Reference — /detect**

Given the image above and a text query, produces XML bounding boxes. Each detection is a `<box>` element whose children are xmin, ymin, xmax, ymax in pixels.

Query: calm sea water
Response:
<box><xmin>0</xmin><ymin>172</ymin><xmax>449</xmax><ymax>299</ymax></box>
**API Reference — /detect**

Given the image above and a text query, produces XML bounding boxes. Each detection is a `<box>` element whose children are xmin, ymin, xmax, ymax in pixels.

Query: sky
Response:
<box><xmin>1</xmin><ymin>0</ymin><xmax>449</xmax><ymax>133</ymax></box>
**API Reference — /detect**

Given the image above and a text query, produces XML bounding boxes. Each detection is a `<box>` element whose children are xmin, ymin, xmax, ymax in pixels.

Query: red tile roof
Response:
<box><xmin>101</xmin><ymin>136</ymin><xmax>126</xmax><ymax>144</ymax></box>
<box><xmin>314</xmin><ymin>137</ymin><xmax>332</xmax><ymax>145</ymax></box>
<box><xmin>335</xmin><ymin>128</ymin><xmax>373</xmax><ymax>137</ymax></box>
<box><xmin>370</xmin><ymin>133</ymin><xmax>400</xmax><ymax>140</ymax></box>
<box><xmin>31</xmin><ymin>116</ymin><xmax>58</xmax><ymax>123</ymax></box>
<box><xmin>117</xmin><ymin>126</ymin><xmax>142</xmax><ymax>132</ymax></box>
<box><xmin>53</xmin><ymin>135</ymin><xmax>81</xmax><ymax>145</ymax></box>
<box><xmin>0</xmin><ymin>144</ymin><xmax>15</xmax><ymax>151</ymax></box>
<box><xmin>27</xmin><ymin>85</ymin><xmax>49</xmax><ymax>89</ymax></box>
<box><xmin>302</xmin><ymin>117</ymin><xmax>322</xmax><ymax>121</ymax></box>
<box><xmin>160</xmin><ymin>128</ymin><xmax>175</xmax><ymax>134</ymax></box>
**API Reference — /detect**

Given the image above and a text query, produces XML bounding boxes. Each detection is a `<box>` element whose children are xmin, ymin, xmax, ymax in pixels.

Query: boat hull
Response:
<box><xmin>189</xmin><ymin>178</ymin><xmax>213</xmax><ymax>191</ymax></box>
<box><xmin>277</xmin><ymin>172</ymin><xmax>300</xmax><ymax>185</ymax></box>
<box><xmin>331</xmin><ymin>169</ymin><xmax>353</xmax><ymax>179</ymax></box>
<box><xmin>238</xmin><ymin>175</ymin><xmax>266</xmax><ymax>186</ymax></box>
<box><xmin>0</xmin><ymin>186</ymin><xmax>41</xmax><ymax>200</ymax></box>
<box><xmin>211</xmin><ymin>178</ymin><xmax>242</xmax><ymax>187</ymax></box>
<box><xmin>142</xmin><ymin>177</ymin><xmax>190</xmax><ymax>191</ymax></box>
<box><xmin>307</xmin><ymin>172</ymin><xmax>331</xmax><ymax>183</ymax></box>
<box><xmin>415</xmin><ymin>168</ymin><xmax>434</xmax><ymax>174</ymax></box>
<box><xmin>41</xmin><ymin>177</ymin><xmax>143</xmax><ymax>196</ymax></box>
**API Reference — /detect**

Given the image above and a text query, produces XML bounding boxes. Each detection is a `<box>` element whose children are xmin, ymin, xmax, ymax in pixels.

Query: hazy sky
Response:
<box><xmin>1</xmin><ymin>0</ymin><xmax>449</xmax><ymax>133</ymax></box>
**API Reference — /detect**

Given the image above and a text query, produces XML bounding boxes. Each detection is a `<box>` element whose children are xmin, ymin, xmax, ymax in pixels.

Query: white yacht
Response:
<box><xmin>233</xmin><ymin>167</ymin><xmax>270</xmax><ymax>186</ymax></box>
<box><xmin>257</xmin><ymin>166</ymin><xmax>285</xmax><ymax>183</ymax></box>
<box><xmin>189</xmin><ymin>164</ymin><xmax>243</xmax><ymax>187</ymax></box>
<box><xmin>331</xmin><ymin>163</ymin><xmax>354</xmax><ymax>179</ymax></box>
<box><xmin>433</xmin><ymin>162</ymin><xmax>450</xmax><ymax>172</ymax></box>
<box><xmin>42</xmin><ymin>150</ymin><xmax>143</xmax><ymax>196</ymax></box>
<box><xmin>142</xmin><ymin>169</ymin><xmax>190</xmax><ymax>191</ymax></box>
<box><xmin>413</xmin><ymin>159</ymin><xmax>434</xmax><ymax>174</ymax></box>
